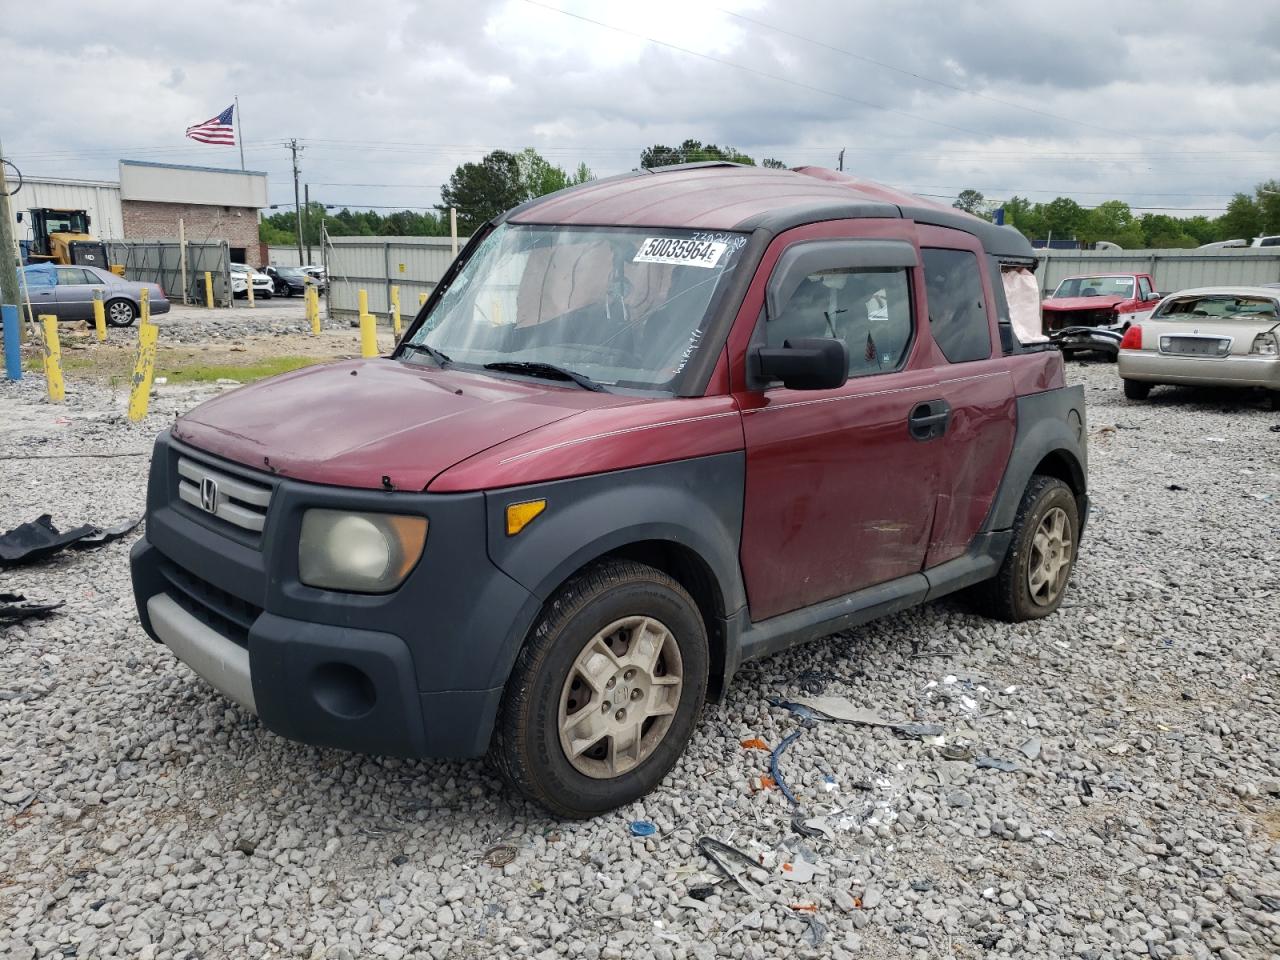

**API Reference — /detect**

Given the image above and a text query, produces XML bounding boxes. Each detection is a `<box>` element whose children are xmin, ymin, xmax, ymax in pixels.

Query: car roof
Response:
<box><xmin>1058</xmin><ymin>273</ymin><xmax>1138</xmax><ymax>279</ymax></box>
<box><xmin>503</xmin><ymin>162</ymin><xmax>1034</xmax><ymax>259</ymax></box>
<box><xmin>1160</xmin><ymin>286</ymin><xmax>1280</xmax><ymax>298</ymax></box>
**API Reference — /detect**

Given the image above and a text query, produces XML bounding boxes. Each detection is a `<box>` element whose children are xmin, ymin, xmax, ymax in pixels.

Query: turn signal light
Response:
<box><xmin>1119</xmin><ymin>325</ymin><xmax>1143</xmax><ymax>350</ymax></box>
<box><xmin>506</xmin><ymin>499</ymin><xmax>547</xmax><ymax>536</ymax></box>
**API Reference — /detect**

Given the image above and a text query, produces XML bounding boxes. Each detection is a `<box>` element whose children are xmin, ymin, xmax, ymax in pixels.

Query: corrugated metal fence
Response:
<box><xmin>325</xmin><ymin>237</ymin><xmax>462</xmax><ymax>318</ymax></box>
<box><xmin>107</xmin><ymin>240</ymin><xmax>233</xmax><ymax>307</ymax></box>
<box><xmin>1037</xmin><ymin>248</ymin><xmax>1280</xmax><ymax>296</ymax></box>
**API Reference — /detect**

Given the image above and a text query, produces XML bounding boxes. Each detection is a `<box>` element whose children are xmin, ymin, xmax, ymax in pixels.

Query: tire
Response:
<box><xmin>489</xmin><ymin>559</ymin><xmax>709</xmax><ymax>818</ymax></box>
<box><xmin>1123</xmin><ymin>378</ymin><xmax>1151</xmax><ymax>400</ymax></box>
<box><xmin>1268</xmin><ymin>391</ymin><xmax>1280</xmax><ymax>412</ymax></box>
<box><xmin>977</xmin><ymin>475</ymin><xmax>1079</xmax><ymax>623</ymax></box>
<box><xmin>104</xmin><ymin>298</ymin><xmax>137</xmax><ymax>327</ymax></box>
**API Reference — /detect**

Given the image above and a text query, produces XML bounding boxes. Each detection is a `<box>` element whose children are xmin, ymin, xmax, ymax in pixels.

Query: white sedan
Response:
<box><xmin>1118</xmin><ymin>286</ymin><xmax>1279</xmax><ymax>409</ymax></box>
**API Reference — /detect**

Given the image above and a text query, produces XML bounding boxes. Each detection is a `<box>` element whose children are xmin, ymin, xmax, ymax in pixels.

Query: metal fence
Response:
<box><xmin>1036</xmin><ymin>248</ymin><xmax>1280</xmax><ymax>297</ymax></box>
<box><xmin>106</xmin><ymin>240</ymin><xmax>233</xmax><ymax>307</ymax></box>
<box><xmin>325</xmin><ymin>236</ymin><xmax>462</xmax><ymax>319</ymax></box>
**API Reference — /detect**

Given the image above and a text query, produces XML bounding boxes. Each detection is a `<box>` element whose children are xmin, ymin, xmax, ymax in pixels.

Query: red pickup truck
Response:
<box><xmin>1042</xmin><ymin>272</ymin><xmax>1162</xmax><ymax>359</ymax></box>
<box><xmin>131</xmin><ymin>164</ymin><xmax>1089</xmax><ymax>816</ymax></box>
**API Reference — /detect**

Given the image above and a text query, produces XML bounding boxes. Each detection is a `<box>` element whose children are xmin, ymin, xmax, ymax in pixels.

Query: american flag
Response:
<box><xmin>185</xmin><ymin>104</ymin><xmax>236</xmax><ymax>145</ymax></box>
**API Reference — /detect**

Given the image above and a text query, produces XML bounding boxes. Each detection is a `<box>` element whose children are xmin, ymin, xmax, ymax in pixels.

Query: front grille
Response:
<box><xmin>1160</xmin><ymin>335</ymin><xmax>1230</xmax><ymax>358</ymax></box>
<box><xmin>159</xmin><ymin>560</ymin><xmax>262</xmax><ymax>648</ymax></box>
<box><xmin>176</xmin><ymin>456</ymin><xmax>272</xmax><ymax>534</ymax></box>
<box><xmin>1044</xmin><ymin>309</ymin><xmax>1115</xmax><ymax>331</ymax></box>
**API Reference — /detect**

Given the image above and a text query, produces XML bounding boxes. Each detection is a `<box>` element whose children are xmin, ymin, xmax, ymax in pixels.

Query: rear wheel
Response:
<box><xmin>489</xmin><ymin>560</ymin><xmax>708</xmax><ymax>818</ymax></box>
<box><xmin>978</xmin><ymin>475</ymin><xmax>1079</xmax><ymax>622</ymax></box>
<box><xmin>1123</xmin><ymin>378</ymin><xmax>1151</xmax><ymax>400</ymax></box>
<box><xmin>105</xmin><ymin>298</ymin><xmax>137</xmax><ymax>327</ymax></box>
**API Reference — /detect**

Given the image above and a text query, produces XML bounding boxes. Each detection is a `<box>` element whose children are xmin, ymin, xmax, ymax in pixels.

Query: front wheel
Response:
<box><xmin>489</xmin><ymin>560</ymin><xmax>708</xmax><ymax>818</ymax></box>
<box><xmin>1123</xmin><ymin>378</ymin><xmax>1151</xmax><ymax>400</ymax></box>
<box><xmin>978</xmin><ymin>475</ymin><xmax>1079</xmax><ymax>622</ymax></box>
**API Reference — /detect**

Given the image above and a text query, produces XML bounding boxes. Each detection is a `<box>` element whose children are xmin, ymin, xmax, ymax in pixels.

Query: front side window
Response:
<box><xmin>1138</xmin><ymin>276</ymin><xmax>1153</xmax><ymax>299</ymax></box>
<box><xmin>922</xmin><ymin>248</ymin><xmax>991</xmax><ymax>363</ymax></box>
<box><xmin>407</xmin><ymin>224</ymin><xmax>749</xmax><ymax>392</ymax></box>
<box><xmin>766</xmin><ymin>267</ymin><xmax>913</xmax><ymax>377</ymax></box>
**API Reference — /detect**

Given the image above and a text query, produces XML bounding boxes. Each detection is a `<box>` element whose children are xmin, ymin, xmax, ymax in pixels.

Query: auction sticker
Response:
<box><xmin>634</xmin><ymin>236</ymin><xmax>728</xmax><ymax>268</ymax></box>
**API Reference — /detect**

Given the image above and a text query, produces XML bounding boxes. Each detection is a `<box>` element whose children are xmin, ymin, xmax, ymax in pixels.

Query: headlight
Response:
<box><xmin>298</xmin><ymin>509</ymin><xmax>427</xmax><ymax>593</ymax></box>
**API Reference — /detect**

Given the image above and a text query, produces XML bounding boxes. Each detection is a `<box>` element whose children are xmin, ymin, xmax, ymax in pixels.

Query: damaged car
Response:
<box><xmin>1042</xmin><ymin>272</ymin><xmax>1162</xmax><ymax>360</ymax></box>
<box><xmin>130</xmin><ymin>162</ymin><xmax>1089</xmax><ymax>817</ymax></box>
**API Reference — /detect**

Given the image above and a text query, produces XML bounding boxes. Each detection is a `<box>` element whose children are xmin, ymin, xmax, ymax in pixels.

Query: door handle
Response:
<box><xmin>908</xmin><ymin>400</ymin><xmax>952</xmax><ymax>441</ymax></box>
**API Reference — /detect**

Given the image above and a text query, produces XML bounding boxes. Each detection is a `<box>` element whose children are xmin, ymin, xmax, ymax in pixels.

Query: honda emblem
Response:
<box><xmin>200</xmin><ymin>476</ymin><xmax>219</xmax><ymax>513</ymax></box>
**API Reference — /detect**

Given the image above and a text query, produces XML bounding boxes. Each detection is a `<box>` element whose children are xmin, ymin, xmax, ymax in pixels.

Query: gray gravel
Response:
<box><xmin>2</xmin><ymin>362</ymin><xmax>1278</xmax><ymax>960</ymax></box>
<box><xmin>150</xmin><ymin>298</ymin><xmax>351</xmax><ymax>342</ymax></box>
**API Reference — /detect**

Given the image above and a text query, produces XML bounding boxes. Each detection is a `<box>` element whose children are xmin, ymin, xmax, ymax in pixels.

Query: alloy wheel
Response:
<box><xmin>1028</xmin><ymin>506</ymin><xmax>1073</xmax><ymax>606</ymax></box>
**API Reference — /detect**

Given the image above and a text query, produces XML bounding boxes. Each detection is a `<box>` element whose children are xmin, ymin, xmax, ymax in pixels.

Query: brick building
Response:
<box><xmin>118</xmin><ymin>160</ymin><xmax>268</xmax><ymax>267</ymax></box>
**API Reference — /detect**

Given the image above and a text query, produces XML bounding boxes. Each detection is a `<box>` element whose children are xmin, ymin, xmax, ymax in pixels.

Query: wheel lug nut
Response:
<box><xmin>615</xmin><ymin>709</ymin><xmax>626</xmax><ymax>722</ymax></box>
<box><xmin>630</xmin><ymin>689</ymin><xmax>642</xmax><ymax>701</ymax></box>
<box><xmin>624</xmin><ymin>669</ymin><xmax>635</xmax><ymax>680</ymax></box>
<box><xmin>602</xmin><ymin>701</ymin><xmax>611</xmax><ymax>712</ymax></box>
<box><xmin>606</xmin><ymin>677</ymin><xmax>616</xmax><ymax>689</ymax></box>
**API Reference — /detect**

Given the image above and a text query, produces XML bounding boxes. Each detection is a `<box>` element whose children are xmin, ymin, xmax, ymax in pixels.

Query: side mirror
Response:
<box><xmin>753</xmin><ymin>338</ymin><xmax>848</xmax><ymax>390</ymax></box>
<box><xmin>1148</xmin><ymin>292</ymin><xmax>1161</xmax><ymax>301</ymax></box>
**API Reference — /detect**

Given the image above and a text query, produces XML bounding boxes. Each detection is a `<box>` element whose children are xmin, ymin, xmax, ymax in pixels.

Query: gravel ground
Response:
<box><xmin>1</xmin><ymin>363</ymin><xmax>1278</xmax><ymax>960</ymax></box>
<box><xmin>151</xmin><ymin>299</ymin><xmax>353</xmax><ymax>343</ymax></box>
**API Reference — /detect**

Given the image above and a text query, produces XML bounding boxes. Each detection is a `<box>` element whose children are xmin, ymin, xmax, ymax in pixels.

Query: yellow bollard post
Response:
<box><xmin>419</xmin><ymin>292</ymin><xmax>428</xmax><ymax>307</ymax></box>
<box><xmin>92</xmin><ymin>289</ymin><xmax>107</xmax><ymax>342</ymax></box>
<box><xmin>204</xmin><ymin>271</ymin><xmax>214</xmax><ymax>309</ymax></box>
<box><xmin>246</xmin><ymin>271</ymin><xmax>255</xmax><ymax>308</ymax></box>
<box><xmin>40</xmin><ymin>315</ymin><xmax>65</xmax><ymax>403</ymax></box>
<box><xmin>307</xmin><ymin>287</ymin><xmax>320</xmax><ymax>335</ymax></box>
<box><xmin>140</xmin><ymin>286</ymin><xmax>151</xmax><ymax>326</ymax></box>
<box><xmin>127</xmin><ymin>322</ymin><xmax>159</xmax><ymax>422</ymax></box>
<box><xmin>358</xmin><ymin>288</ymin><xmax>368</xmax><ymax>318</ymax></box>
<box><xmin>359</xmin><ymin>312</ymin><xmax>378</xmax><ymax>358</ymax></box>
<box><xmin>391</xmin><ymin>285</ymin><xmax>401</xmax><ymax>336</ymax></box>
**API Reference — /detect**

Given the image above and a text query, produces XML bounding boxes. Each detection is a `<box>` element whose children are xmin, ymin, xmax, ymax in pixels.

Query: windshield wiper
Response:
<box><xmin>482</xmin><ymin>360</ymin><xmax>606</xmax><ymax>392</ymax></box>
<box><xmin>401</xmin><ymin>341</ymin><xmax>452</xmax><ymax>367</ymax></box>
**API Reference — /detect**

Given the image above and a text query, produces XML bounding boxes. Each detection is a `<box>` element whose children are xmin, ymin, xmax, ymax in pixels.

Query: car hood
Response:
<box><xmin>171</xmin><ymin>358</ymin><xmax>637</xmax><ymax>490</ymax></box>
<box><xmin>1042</xmin><ymin>295</ymin><xmax>1126</xmax><ymax>312</ymax></box>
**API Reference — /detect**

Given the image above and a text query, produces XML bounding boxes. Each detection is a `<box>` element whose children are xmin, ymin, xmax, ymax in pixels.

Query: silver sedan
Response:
<box><xmin>1118</xmin><ymin>286</ymin><xmax>1280</xmax><ymax>409</ymax></box>
<box><xmin>26</xmin><ymin>265</ymin><xmax>170</xmax><ymax>327</ymax></box>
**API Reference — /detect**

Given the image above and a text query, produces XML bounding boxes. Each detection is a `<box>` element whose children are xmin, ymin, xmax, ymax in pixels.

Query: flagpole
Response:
<box><xmin>234</xmin><ymin>95</ymin><xmax>245</xmax><ymax>170</ymax></box>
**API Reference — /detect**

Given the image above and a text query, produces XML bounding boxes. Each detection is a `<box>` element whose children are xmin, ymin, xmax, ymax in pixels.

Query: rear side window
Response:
<box><xmin>921</xmin><ymin>248</ymin><xmax>991</xmax><ymax>363</ymax></box>
<box><xmin>767</xmin><ymin>268</ymin><xmax>913</xmax><ymax>377</ymax></box>
<box><xmin>56</xmin><ymin>268</ymin><xmax>94</xmax><ymax>285</ymax></box>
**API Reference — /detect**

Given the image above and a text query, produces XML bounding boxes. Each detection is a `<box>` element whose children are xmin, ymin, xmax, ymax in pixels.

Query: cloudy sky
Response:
<box><xmin>4</xmin><ymin>0</ymin><xmax>1278</xmax><ymax>217</ymax></box>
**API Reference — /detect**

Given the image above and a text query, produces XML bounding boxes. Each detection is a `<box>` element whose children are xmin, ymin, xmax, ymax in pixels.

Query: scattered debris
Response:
<box><xmin>1166</xmin><ymin>484</ymin><xmax>1187</xmax><ymax>491</ymax></box>
<box><xmin>769</xmin><ymin>728</ymin><xmax>807</xmax><ymax>808</ymax></box>
<box><xmin>740</xmin><ymin>737</ymin><xmax>770</xmax><ymax>751</ymax></box>
<box><xmin>975</xmin><ymin>756</ymin><xmax>1021</xmax><ymax>773</ymax></box>
<box><xmin>791</xmin><ymin>814</ymin><xmax>834</xmax><ymax>841</ymax></box>
<box><xmin>779</xmin><ymin>858</ymin><xmax>818</xmax><ymax>883</ymax></box>
<box><xmin>939</xmin><ymin>744</ymin><xmax>974</xmax><ymax>762</ymax></box>
<box><xmin>482</xmin><ymin>844</ymin><xmax>517</xmax><ymax>867</ymax></box>
<box><xmin>775</xmin><ymin>696</ymin><xmax>944</xmax><ymax>739</ymax></box>
<box><xmin>697</xmin><ymin>837</ymin><xmax>761</xmax><ymax>898</ymax></box>
<box><xmin>0</xmin><ymin>593</ymin><xmax>64</xmax><ymax>624</ymax></box>
<box><xmin>1018</xmin><ymin>736</ymin><xmax>1042</xmax><ymax>760</ymax></box>
<box><xmin>629</xmin><ymin>820</ymin><xmax>657</xmax><ymax>838</ymax></box>
<box><xmin>0</xmin><ymin>514</ymin><xmax>141</xmax><ymax>566</ymax></box>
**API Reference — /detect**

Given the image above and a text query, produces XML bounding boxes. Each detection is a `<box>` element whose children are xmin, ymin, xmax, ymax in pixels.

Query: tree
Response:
<box><xmin>1138</xmin><ymin>213</ymin><xmax>1195</xmax><ymax>248</ymax></box>
<box><xmin>1001</xmin><ymin>195</ymin><xmax>1046</xmax><ymax>240</ymax></box>
<box><xmin>568</xmin><ymin>162</ymin><xmax>595</xmax><ymax>186</ymax></box>
<box><xmin>639</xmin><ymin>139</ymin><xmax>756</xmax><ymax>169</ymax></box>
<box><xmin>1080</xmin><ymin>200</ymin><xmax>1143</xmax><ymax>248</ymax></box>
<box><xmin>440</xmin><ymin>150</ymin><xmax>525</xmax><ymax>234</ymax></box>
<box><xmin>516</xmin><ymin>147</ymin><xmax>570</xmax><ymax>200</ymax></box>
<box><xmin>1041</xmin><ymin>197</ymin><xmax>1085</xmax><ymax>240</ymax></box>
<box><xmin>1255</xmin><ymin>179</ymin><xmax>1280</xmax><ymax>234</ymax></box>
<box><xmin>761</xmin><ymin>158</ymin><xmax>787</xmax><ymax>169</ymax></box>
<box><xmin>953</xmin><ymin>189</ymin><xmax>987</xmax><ymax>217</ymax></box>
<box><xmin>1214</xmin><ymin>193</ymin><xmax>1262</xmax><ymax>242</ymax></box>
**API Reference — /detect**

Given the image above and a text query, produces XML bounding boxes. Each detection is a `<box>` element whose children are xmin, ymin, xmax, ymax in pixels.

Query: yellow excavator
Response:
<box><xmin>21</xmin><ymin>208</ymin><xmax>125</xmax><ymax>275</ymax></box>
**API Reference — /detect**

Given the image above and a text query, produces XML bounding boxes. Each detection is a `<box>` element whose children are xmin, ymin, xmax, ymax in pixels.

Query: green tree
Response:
<box><xmin>953</xmin><ymin>188</ymin><xmax>988</xmax><ymax>217</ymax></box>
<box><xmin>1138</xmin><ymin>214</ymin><xmax>1195</xmax><ymax>248</ymax></box>
<box><xmin>516</xmin><ymin>147</ymin><xmax>570</xmax><ymax>200</ymax></box>
<box><xmin>1001</xmin><ymin>195</ymin><xmax>1046</xmax><ymax>239</ymax></box>
<box><xmin>1080</xmin><ymin>200</ymin><xmax>1143</xmax><ymax>248</ymax></box>
<box><xmin>1041</xmin><ymin>197</ymin><xmax>1085</xmax><ymax>240</ymax></box>
<box><xmin>761</xmin><ymin>157</ymin><xmax>787</xmax><ymax>169</ymax></box>
<box><xmin>568</xmin><ymin>162</ymin><xmax>595</xmax><ymax>186</ymax></box>
<box><xmin>1180</xmin><ymin>215</ymin><xmax>1219</xmax><ymax>246</ymax></box>
<box><xmin>440</xmin><ymin>150</ymin><xmax>525</xmax><ymax>234</ymax></box>
<box><xmin>1217</xmin><ymin>193</ymin><xmax>1263</xmax><ymax>241</ymax></box>
<box><xmin>1254</xmin><ymin>179</ymin><xmax>1280</xmax><ymax>234</ymax></box>
<box><xmin>639</xmin><ymin>139</ymin><xmax>756</xmax><ymax>169</ymax></box>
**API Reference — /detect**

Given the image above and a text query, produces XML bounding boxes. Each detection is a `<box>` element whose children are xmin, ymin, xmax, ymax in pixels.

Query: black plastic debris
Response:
<box><xmin>0</xmin><ymin>592</ymin><xmax>64</xmax><ymax>623</ymax></box>
<box><xmin>0</xmin><ymin>514</ymin><xmax>140</xmax><ymax>566</ymax></box>
<box><xmin>0</xmin><ymin>515</ymin><xmax>95</xmax><ymax>566</ymax></box>
<box><xmin>70</xmin><ymin>518</ymin><xmax>142</xmax><ymax>550</ymax></box>
<box><xmin>1166</xmin><ymin>484</ymin><xmax>1187</xmax><ymax>492</ymax></box>
<box><xmin>975</xmin><ymin>756</ymin><xmax>1021</xmax><ymax>773</ymax></box>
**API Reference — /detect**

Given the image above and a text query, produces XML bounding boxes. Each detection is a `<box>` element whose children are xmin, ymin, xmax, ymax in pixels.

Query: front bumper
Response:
<box><xmin>1118</xmin><ymin>350</ymin><xmax>1280</xmax><ymax>389</ymax></box>
<box><xmin>1051</xmin><ymin>326</ymin><xmax>1121</xmax><ymax>357</ymax></box>
<box><xmin>130</xmin><ymin>433</ymin><xmax>542</xmax><ymax>759</ymax></box>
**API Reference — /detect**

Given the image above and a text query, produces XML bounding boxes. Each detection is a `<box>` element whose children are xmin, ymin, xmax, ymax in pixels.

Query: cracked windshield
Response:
<box><xmin>406</xmin><ymin>224</ymin><xmax>749</xmax><ymax>391</ymax></box>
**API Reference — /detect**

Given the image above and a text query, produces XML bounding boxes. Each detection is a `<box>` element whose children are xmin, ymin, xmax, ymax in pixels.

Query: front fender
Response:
<box><xmin>483</xmin><ymin>452</ymin><xmax>747</xmax><ymax>667</ymax></box>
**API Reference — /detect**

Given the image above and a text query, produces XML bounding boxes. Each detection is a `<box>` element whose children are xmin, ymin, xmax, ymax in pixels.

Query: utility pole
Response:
<box><xmin>289</xmin><ymin>138</ymin><xmax>304</xmax><ymax>267</ymax></box>
<box><xmin>837</xmin><ymin>148</ymin><xmax>845</xmax><ymax>172</ymax></box>
<box><xmin>304</xmin><ymin>183</ymin><xmax>312</xmax><ymax>266</ymax></box>
<box><xmin>0</xmin><ymin>137</ymin><xmax>24</xmax><ymax>342</ymax></box>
